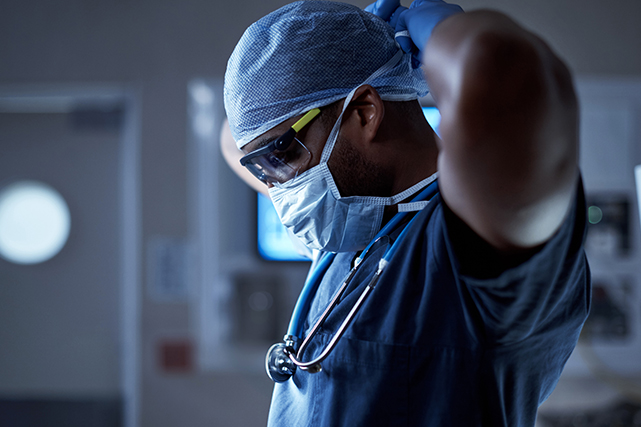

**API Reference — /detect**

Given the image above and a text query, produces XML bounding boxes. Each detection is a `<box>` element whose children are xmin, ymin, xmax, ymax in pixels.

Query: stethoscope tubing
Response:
<box><xmin>286</xmin><ymin>251</ymin><xmax>336</xmax><ymax>339</ymax></box>
<box><xmin>286</xmin><ymin>179</ymin><xmax>439</xmax><ymax>340</ymax></box>
<box><xmin>284</xmin><ymin>180</ymin><xmax>439</xmax><ymax>371</ymax></box>
<box><xmin>288</xmin><ymin>237</ymin><xmax>388</xmax><ymax>371</ymax></box>
<box><xmin>287</xmin><ymin>251</ymin><xmax>392</xmax><ymax>371</ymax></box>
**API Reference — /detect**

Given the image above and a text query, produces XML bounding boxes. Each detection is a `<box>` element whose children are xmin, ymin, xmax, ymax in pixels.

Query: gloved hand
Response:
<box><xmin>364</xmin><ymin>0</ymin><xmax>407</xmax><ymax>29</ymax></box>
<box><xmin>365</xmin><ymin>0</ymin><xmax>463</xmax><ymax>68</ymax></box>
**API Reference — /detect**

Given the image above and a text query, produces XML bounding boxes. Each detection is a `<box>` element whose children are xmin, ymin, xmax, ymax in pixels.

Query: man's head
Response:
<box><xmin>224</xmin><ymin>0</ymin><xmax>428</xmax><ymax>150</ymax></box>
<box><xmin>236</xmin><ymin>86</ymin><xmax>404</xmax><ymax>196</ymax></box>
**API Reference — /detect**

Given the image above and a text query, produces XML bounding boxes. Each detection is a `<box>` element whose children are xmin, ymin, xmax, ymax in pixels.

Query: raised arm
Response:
<box><xmin>424</xmin><ymin>10</ymin><xmax>579</xmax><ymax>251</ymax></box>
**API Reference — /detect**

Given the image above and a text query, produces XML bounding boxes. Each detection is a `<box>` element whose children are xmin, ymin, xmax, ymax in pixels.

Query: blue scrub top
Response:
<box><xmin>267</xmin><ymin>182</ymin><xmax>590</xmax><ymax>427</ymax></box>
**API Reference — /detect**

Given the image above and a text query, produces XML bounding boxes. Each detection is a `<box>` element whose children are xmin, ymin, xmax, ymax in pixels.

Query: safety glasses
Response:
<box><xmin>240</xmin><ymin>108</ymin><xmax>321</xmax><ymax>185</ymax></box>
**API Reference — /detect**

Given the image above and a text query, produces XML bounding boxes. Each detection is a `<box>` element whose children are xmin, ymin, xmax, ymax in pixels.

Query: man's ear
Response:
<box><xmin>342</xmin><ymin>85</ymin><xmax>385</xmax><ymax>146</ymax></box>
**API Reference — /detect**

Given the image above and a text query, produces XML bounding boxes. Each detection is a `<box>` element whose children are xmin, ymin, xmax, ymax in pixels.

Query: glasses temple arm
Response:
<box><xmin>291</xmin><ymin>108</ymin><xmax>321</xmax><ymax>133</ymax></box>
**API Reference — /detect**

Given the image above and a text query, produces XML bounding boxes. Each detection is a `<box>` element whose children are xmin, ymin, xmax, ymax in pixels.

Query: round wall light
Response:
<box><xmin>0</xmin><ymin>181</ymin><xmax>71</xmax><ymax>264</ymax></box>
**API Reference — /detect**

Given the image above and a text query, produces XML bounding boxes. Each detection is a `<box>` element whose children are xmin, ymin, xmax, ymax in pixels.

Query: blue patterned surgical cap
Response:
<box><xmin>224</xmin><ymin>0</ymin><xmax>429</xmax><ymax>149</ymax></box>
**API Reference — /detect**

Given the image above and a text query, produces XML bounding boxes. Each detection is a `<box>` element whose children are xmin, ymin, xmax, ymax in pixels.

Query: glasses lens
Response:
<box><xmin>246</xmin><ymin>138</ymin><xmax>311</xmax><ymax>184</ymax></box>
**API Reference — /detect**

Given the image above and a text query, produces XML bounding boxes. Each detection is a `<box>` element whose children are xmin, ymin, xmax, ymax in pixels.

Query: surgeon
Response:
<box><xmin>222</xmin><ymin>0</ymin><xmax>590</xmax><ymax>425</ymax></box>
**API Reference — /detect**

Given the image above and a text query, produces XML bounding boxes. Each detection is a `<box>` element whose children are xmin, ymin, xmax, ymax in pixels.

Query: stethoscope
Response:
<box><xmin>265</xmin><ymin>179</ymin><xmax>439</xmax><ymax>382</ymax></box>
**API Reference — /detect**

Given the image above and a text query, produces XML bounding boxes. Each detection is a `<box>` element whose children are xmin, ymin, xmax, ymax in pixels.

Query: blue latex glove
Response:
<box><xmin>365</xmin><ymin>0</ymin><xmax>463</xmax><ymax>68</ymax></box>
<box><xmin>364</xmin><ymin>0</ymin><xmax>407</xmax><ymax>29</ymax></box>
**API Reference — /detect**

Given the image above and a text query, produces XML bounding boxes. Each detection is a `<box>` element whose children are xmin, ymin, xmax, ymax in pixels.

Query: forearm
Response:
<box><xmin>423</xmin><ymin>10</ymin><xmax>579</xmax><ymax>250</ymax></box>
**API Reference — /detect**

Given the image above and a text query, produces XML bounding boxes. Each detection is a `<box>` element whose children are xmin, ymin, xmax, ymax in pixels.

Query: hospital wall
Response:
<box><xmin>1</xmin><ymin>1</ymin><xmax>640</xmax><ymax>427</ymax></box>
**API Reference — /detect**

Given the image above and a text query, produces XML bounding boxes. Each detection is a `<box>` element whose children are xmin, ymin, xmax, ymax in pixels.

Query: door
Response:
<box><xmin>0</xmin><ymin>99</ymin><xmax>129</xmax><ymax>426</ymax></box>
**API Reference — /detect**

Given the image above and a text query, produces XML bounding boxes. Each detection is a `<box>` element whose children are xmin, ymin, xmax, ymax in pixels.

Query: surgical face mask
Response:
<box><xmin>269</xmin><ymin>157</ymin><xmax>436</xmax><ymax>252</ymax></box>
<box><xmin>268</xmin><ymin>52</ymin><xmax>436</xmax><ymax>252</ymax></box>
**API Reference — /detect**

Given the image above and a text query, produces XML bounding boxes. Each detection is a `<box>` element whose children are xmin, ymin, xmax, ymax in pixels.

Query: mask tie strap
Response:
<box><xmin>320</xmin><ymin>49</ymin><xmax>405</xmax><ymax>163</ymax></box>
<box><xmin>398</xmin><ymin>200</ymin><xmax>430</xmax><ymax>212</ymax></box>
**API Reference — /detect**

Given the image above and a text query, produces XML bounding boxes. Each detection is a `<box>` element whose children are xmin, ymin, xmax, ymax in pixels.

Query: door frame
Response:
<box><xmin>0</xmin><ymin>84</ymin><xmax>142</xmax><ymax>427</ymax></box>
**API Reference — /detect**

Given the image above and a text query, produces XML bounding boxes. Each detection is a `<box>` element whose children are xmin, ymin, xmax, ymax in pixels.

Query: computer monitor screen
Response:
<box><xmin>256</xmin><ymin>106</ymin><xmax>442</xmax><ymax>261</ymax></box>
<box><xmin>422</xmin><ymin>106</ymin><xmax>441</xmax><ymax>136</ymax></box>
<box><xmin>257</xmin><ymin>193</ymin><xmax>308</xmax><ymax>261</ymax></box>
<box><xmin>634</xmin><ymin>165</ymin><xmax>641</xmax><ymax>229</ymax></box>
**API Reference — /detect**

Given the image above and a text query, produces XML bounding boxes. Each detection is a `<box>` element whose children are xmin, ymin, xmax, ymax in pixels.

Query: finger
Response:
<box><xmin>395</xmin><ymin>34</ymin><xmax>414</xmax><ymax>55</ymax></box>
<box><xmin>394</xmin><ymin>9</ymin><xmax>415</xmax><ymax>54</ymax></box>
<box><xmin>365</xmin><ymin>0</ymin><xmax>401</xmax><ymax>20</ymax></box>
<box><xmin>388</xmin><ymin>5</ymin><xmax>408</xmax><ymax>28</ymax></box>
<box><xmin>409</xmin><ymin>0</ymin><xmax>449</xmax><ymax>9</ymax></box>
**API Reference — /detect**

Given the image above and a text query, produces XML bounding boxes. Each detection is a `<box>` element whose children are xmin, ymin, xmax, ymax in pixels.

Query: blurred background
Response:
<box><xmin>1</xmin><ymin>0</ymin><xmax>640</xmax><ymax>426</ymax></box>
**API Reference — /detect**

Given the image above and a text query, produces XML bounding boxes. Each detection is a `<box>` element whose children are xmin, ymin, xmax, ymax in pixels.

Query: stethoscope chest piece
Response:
<box><xmin>265</xmin><ymin>342</ymin><xmax>297</xmax><ymax>383</ymax></box>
